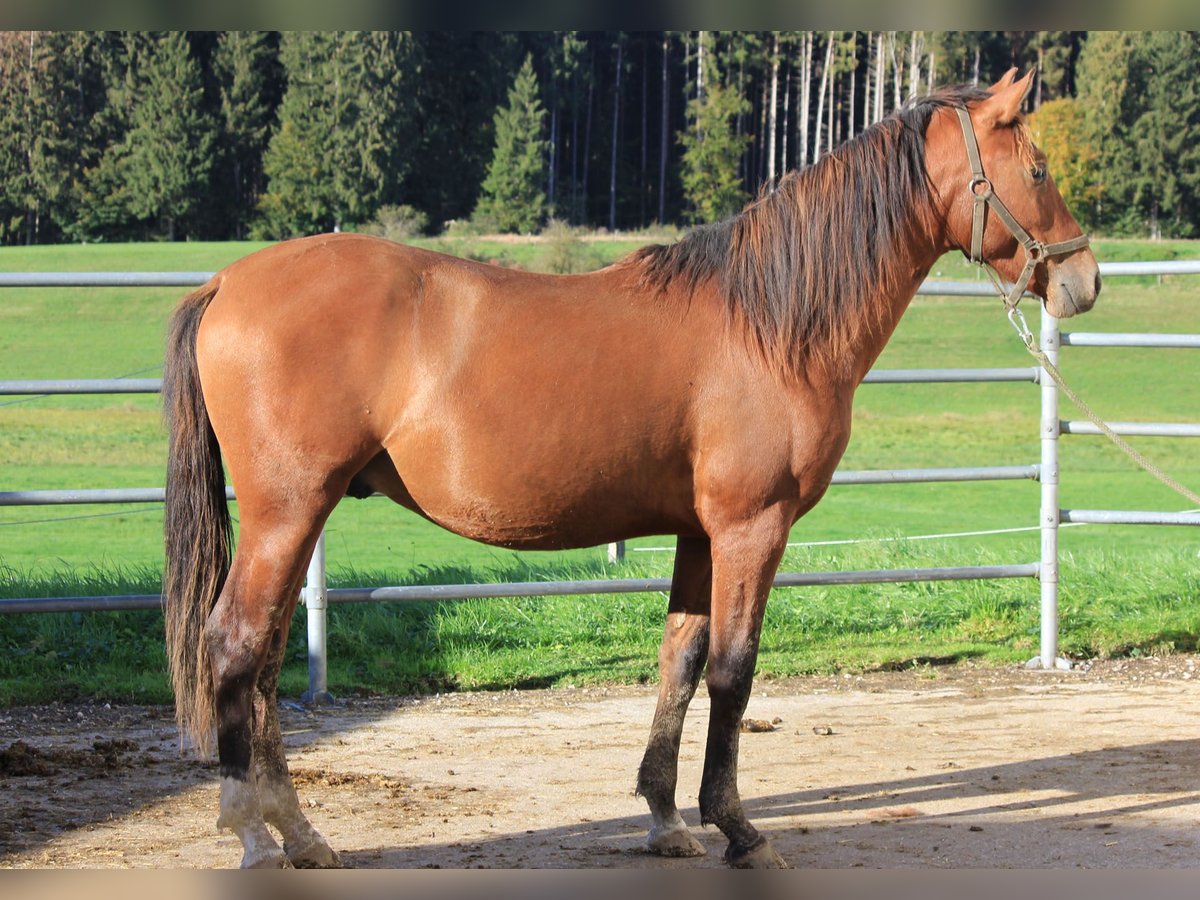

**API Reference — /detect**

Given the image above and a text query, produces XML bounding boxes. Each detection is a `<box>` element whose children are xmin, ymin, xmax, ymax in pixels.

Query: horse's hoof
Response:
<box><xmin>645</xmin><ymin>823</ymin><xmax>707</xmax><ymax>858</ymax></box>
<box><xmin>241</xmin><ymin>848</ymin><xmax>292</xmax><ymax>869</ymax></box>
<box><xmin>725</xmin><ymin>837</ymin><xmax>788</xmax><ymax>869</ymax></box>
<box><xmin>285</xmin><ymin>837</ymin><xmax>343</xmax><ymax>869</ymax></box>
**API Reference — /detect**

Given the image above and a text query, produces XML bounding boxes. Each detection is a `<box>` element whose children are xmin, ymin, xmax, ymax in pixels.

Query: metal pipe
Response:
<box><xmin>863</xmin><ymin>367</ymin><xmax>1039</xmax><ymax>384</ymax></box>
<box><xmin>1060</xmin><ymin>421</ymin><xmax>1200</xmax><ymax>438</ymax></box>
<box><xmin>0</xmin><ymin>378</ymin><xmax>162</xmax><ymax>395</ymax></box>
<box><xmin>0</xmin><ymin>564</ymin><xmax>1040</xmax><ymax>615</ymax></box>
<box><xmin>1060</xmin><ymin>333</ymin><xmax>1200</xmax><ymax>349</ymax></box>
<box><xmin>301</xmin><ymin>531</ymin><xmax>333</xmax><ymax>704</ymax></box>
<box><xmin>0</xmin><ymin>594</ymin><xmax>163</xmax><ymax>614</ymax></box>
<box><xmin>831</xmin><ymin>465</ymin><xmax>1039</xmax><ymax>485</ymax></box>
<box><xmin>0</xmin><ymin>466</ymin><xmax>1040</xmax><ymax>508</ymax></box>
<box><xmin>2</xmin><ymin>369</ymin><xmax>1041</xmax><ymax>397</ymax></box>
<box><xmin>0</xmin><ymin>487</ymin><xmax>236</xmax><ymax>506</ymax></box>
<box><xmin>1061</xmin><ymin>509</ymin><xmax>1200</xmax><ymax>526</ymax></box>
<box><xmin>1094</xmin><ymin>260</ymin><xmax>1200</xmax><ymax>276</ymax></box>
<box><xmin>0</xmin><ymin>272</ymin><xmax>213</xmax><ymax>287</ymax></box>
<box><xmin>323</xmin><ymin>564</ymin><xmax>1039</xmax><ymax>605</ymax></box>
<box><xmin>1035</xmin><ymin>307</ymin><xmax>1063</xmax><ymax>671</ymax></box>
<box><xmin>0</xmin><ymin>263</ymin><xmax>1194</xmax><ymax>294</ymax></box>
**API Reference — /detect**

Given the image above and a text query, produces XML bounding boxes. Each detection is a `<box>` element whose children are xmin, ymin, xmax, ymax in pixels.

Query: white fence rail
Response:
<box><xmin>2</xmin><ymin>262</ymin><xmax>1198</xmax><ymax>697</ymax></box>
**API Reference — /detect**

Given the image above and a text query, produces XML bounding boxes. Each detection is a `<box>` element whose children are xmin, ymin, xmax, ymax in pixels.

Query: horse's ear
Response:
<box><xmin>979</xmin><ymin>69</ymin><xmax>1034</xmax><ymax>126</ymax></box>
<box><xmin>987</xmin><ymin>67</ymin><xmax>1019</xmax><ymax>93</ymax></box>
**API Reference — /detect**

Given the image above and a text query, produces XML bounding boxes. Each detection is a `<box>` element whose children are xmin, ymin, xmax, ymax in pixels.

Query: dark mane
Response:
<box><xmin>629</xmin><ymin>84</ymin><xmax>991</xmax><ymax>376</ymax></box>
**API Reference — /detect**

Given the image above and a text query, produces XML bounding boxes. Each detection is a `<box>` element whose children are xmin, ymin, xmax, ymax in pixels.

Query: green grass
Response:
<box><xmin>1</xmin><ymin>236</ymin><xmax>1199</xmax><ymax>704</ymax></box>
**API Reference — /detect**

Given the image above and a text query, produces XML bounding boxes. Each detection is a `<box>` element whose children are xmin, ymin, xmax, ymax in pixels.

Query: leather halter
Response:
<box><xmin>953</xmin><ymin>105</ymin><xmax>1090</xmax><ymax>309</ymax></box>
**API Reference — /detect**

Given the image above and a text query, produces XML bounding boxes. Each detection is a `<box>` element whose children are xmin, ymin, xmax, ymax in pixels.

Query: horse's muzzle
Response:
<box><xmin>1045</xmin><ymin>260</ymin><xmax>1101</xmax><ymax>318</ymax></box>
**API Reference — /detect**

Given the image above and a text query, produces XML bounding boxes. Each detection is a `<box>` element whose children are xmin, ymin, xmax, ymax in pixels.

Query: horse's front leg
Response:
<box><xmin>637</xmin><ymin>535</ymin><xmax>712</xmax><ymax>857</ymax></box>
<box><xmin>698</xmin><ymin>511</ymin><xmax>790</xmax><ymax>868</ymax></box>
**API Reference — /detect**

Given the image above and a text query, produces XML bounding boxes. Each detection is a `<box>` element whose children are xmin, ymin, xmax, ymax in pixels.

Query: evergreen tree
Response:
<box><xmin>1127</xmin><ymin>32</ymin><xmax>1200</xmax><ymax>238</ymax></box>
<box><xmin>474</xmin><ymin>54</ymin><xmax>549</xmax><ymax>234</ymax></box>
<box><xmin>121</xmin><ymin>32</ymin><xmax>216</xmax><ymax>239</ymax></box>
<box><xmin>214</xmin><ymin>31</ymin><xmax>280</xmax><ymax>239</ymax></box>
<box><xmin>258</xmin><ymin>31</ymin><xmax>415</xmax><ymax>238</ymax></box>
<box><xmin>1078</xmin><ymin>31</ymin><xmax>1200</xmax><ymax>237</ymax></box>
<box><xmin>73</xmin><ymin>32</ymin><xmax>214</xmax><ymax>240</ymax></box>
<box><xmin>678</xmin><ymin>36</ymin><xmax>750</xmax><ymax>224</ymax></box>
<box><xmin>0</xmin><ymin>32</ymin><xmax>104</xmax><ymax>244</ymax></box>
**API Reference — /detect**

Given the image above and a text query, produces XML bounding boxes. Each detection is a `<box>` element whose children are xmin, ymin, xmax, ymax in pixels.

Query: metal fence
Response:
<box><xmin>2</xmin><ymin>261</ymin><xmax>1198</xmax><ymax>697</ymax></box>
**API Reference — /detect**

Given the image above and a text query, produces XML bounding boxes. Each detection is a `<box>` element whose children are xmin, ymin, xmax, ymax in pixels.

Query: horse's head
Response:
<box><xmin>934</xmin><ymin>69</ymin><xmax>1100</xmax><ymax>318</ymax></box>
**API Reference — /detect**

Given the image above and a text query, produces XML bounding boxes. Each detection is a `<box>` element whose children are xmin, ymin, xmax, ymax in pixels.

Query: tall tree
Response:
<box><xmin>474</xmin><ymin>54</ymin><xmax>549</xmax><ymax>233</ymax></box>
<box><xmin>123</xmin><ymin>32</ymin><xmax>216</xmax><ymax>239</ymax></box>
<box><xmin>258</xmin><ymin>31</ymin><xmax>415</xmax><ymax>238</ymax></box>
<box><xmin>0</xmin><ymin>32</ymin><xmax>106</xmax><ymax>244</ymax></box>
<box><xmin>1078</xmin><ymin>31</ymin><xmax>1200</xmax><ymax>237</ymax></box>
<box><xmin>678</xmin><ymin>34</ymin><xmax>750</xmax><ymax>223</ymax></box>
<box><xmin>214</xmin><ymin>31</ymin><xmax>280</xmax><ymax>239</ymax></box>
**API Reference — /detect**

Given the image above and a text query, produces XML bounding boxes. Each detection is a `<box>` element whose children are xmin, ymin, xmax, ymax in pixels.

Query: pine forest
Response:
<box><xmin>0</xmin><ymin>30</ymin><xmax>1197</xmax><ymax>245</ymax></box>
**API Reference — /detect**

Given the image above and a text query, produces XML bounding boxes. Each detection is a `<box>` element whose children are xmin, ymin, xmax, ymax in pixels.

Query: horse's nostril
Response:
<box><xmin>1094</xmin><ymin>271</ymin><xmax>1103</xmax><ymax>297</ymax></box>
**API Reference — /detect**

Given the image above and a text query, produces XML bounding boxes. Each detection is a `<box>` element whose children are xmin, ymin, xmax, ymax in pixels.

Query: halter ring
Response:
<box><xmin>969</xmin><ymin>177</ymin><xmax>993</xmax><ymax>199</ymax></box>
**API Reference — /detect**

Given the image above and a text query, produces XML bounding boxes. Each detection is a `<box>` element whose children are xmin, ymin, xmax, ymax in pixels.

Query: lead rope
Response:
<box><xmin>1002</xmin><ymin>298</ymin><xmax>1200</xmax><ymax>507</ymax></box>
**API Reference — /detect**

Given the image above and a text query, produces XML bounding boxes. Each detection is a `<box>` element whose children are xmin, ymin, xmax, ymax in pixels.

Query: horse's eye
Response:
<box><xmin>1031</xmin><ymin>164</ymin><xmax>1047</xmax><ymax>184</ymax></box>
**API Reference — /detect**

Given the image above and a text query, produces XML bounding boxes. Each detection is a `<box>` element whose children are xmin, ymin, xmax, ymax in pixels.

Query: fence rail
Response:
<box><xmin>2</xmin><ymin>264</ymin><xmax>1198</xmax><ymax>693</ymax></box>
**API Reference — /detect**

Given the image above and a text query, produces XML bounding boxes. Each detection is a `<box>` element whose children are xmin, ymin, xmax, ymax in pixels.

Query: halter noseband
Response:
<box><xmin>953</xmin><ymin>105</ymin><xmax>1090</xmax><ymax>310</ymax></box>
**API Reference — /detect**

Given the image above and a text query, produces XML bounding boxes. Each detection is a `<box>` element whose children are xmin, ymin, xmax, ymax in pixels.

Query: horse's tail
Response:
<box><xmin>162</xmin><ymin>278</ymin><xmax>229</xmax><ymax>757</ymax></box>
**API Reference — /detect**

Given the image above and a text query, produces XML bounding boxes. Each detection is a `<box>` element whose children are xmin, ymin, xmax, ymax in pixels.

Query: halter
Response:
<box><xmin>953</xmin><ymin>105</ymin><xmax>1090</xmax><ymax>313</ymax></box>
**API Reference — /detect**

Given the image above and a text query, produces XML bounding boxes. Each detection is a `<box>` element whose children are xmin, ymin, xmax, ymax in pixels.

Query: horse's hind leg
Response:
<box><xmin>637</xmin><ymin>535</ymin><xmax>711</xmax><ymax>858</ymax></box>
<box><xmin>207</xmin><ymin>502</ymin><xmax>336</xmax><ymax>868</ymax></box>
<box><xmin>252</xmin><ymin>628</ymin><xmax>341</xmax><ymax>868</ymax></box>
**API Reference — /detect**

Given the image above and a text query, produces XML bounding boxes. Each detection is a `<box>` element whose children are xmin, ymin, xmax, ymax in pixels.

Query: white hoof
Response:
<box><xmin>646</xmin><ymin>823</ymin><xmax>707</xmax><ymax>858</ymax></box>
<box><xmin>242</xmin><ymin>847</ymin><xmax>292</xmax><ymax>869</ymax></box>
<box><xmin>285</xmin><ymin>836</ymin><xmax>343</xmax><ymax>869</ymax></box>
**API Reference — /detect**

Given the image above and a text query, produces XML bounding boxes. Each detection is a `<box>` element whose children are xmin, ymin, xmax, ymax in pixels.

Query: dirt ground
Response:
<box><xmin>2</xmin><ymin>657</ymin><xmax>1199</xmax><ymax>869</ymax></box>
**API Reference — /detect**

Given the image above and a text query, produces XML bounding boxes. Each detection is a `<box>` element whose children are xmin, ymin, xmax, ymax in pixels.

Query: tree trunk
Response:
<box><xmin>570</xmin><ymin>76</ymin><xmax>580</xmax><ymax>223</ymax></box>
<box><xmin>1035</xmin><ymin>45</ymin><xmax>1044</xmax><ymax>109</ymax></box>
<box><xmin>827</xmin><ymin>48</ymin><xmax>835</xmax><ymax>152</ymax></box>
<box><xmin>659</xmin><ymin>33</ymin><xmax>669</xmax><ymax>224</ymax></box>
<box><xmin>847</xmin><ymin>33</ymin><xmax>856</xmax><ymax>141</ymax></box>
<box><xmin>890</xmin><ymin>33</ymin><xmax>902</xmax><ymax>109</ymax></box>
<box><xmin>640</xmin><ymin>37</ymin><xmax>647</xmax><ymax>226</ymax></box>
<box><xmin>813</xmin><ymin>32</ymin><xmax>833</xmax><ymax>163</ymax></box>
<box><xmin>799</xmin><ymin>31</ymin><xmax>812</xmax><ymax>168</ymax></box>
<box><xmin>609</xmin><ymin>36</ymin><xmax>622</xmax><ymax>232</ymax></box>
<box><xmin>908</xmin><ymin>31</ymin><xmax>920</xmax><ymax>99</ymax></box>
<box><xmin>548</xmin><ymin>106</ymin><xmax>558</xmax><ymax>213</ymax></box>
<box><xmin>875</xmin><ymin>32</ymin><xmax>885</xmax><ymax>121</ymax></box>
<box><xmin>781</xmin><ymin>51</ymin><xmax>791</xmax><ymax>171</ymax></box>
<box><xmin>582</xmin><ymin>53</ymin><xmax>593</xmax><ymax>224</ymax></box>
<box><xmin>767</xmin><ymin>33</ymin><xmax>779</xmax><ymax>185</ymax></box>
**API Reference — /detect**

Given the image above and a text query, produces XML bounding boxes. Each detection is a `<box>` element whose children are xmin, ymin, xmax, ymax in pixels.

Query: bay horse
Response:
<box><xmin>162</xmin><ymin>70</ymin><xmax>1099</xmax><ymax>868</ymax></box>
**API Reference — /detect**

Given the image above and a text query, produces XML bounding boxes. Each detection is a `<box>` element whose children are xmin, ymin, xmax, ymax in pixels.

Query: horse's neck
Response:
<box><xmin>845</xmin><ymin>242</ymin><xmax>943</xmax><ymax>387</ymax></box>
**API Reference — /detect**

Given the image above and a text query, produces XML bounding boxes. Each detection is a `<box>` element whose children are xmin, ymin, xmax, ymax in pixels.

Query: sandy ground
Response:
<box><xmin>2</xmin><ymin>656</ymin><xmax>1199</xmax><ymax>869</ymax></box>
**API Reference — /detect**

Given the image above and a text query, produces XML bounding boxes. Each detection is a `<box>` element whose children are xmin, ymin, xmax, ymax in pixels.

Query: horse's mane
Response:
<box><xmin>629</xmin><ymin>84</ymin><xmax>993</xmax><ymax>377</ymax></box>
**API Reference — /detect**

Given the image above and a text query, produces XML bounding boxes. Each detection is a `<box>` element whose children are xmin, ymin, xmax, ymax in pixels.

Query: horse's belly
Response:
<box><xmin>355</xmin><ymin>442</ymin><xmax>692</xmax><ymax>551</ymax></box>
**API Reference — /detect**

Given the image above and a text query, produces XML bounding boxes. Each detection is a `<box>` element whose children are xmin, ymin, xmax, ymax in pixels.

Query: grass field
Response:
<box><xmin>1</xmin><ymin>235</ymin><xmax>1198</xmax><ymax>705</ymax></box>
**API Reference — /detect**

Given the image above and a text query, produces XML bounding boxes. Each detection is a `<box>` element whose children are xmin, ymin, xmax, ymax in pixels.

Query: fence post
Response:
<box><xmin>607</xmin><ymin>541</ymin><xmax>625</xmax><ymax>564</ymax></box>
<box><xmin>1031</xmin><ymin>307</ymin><xmax>1068</xmax><ymax>670</ymax></box>
<box><xmin>301</xmin><ymin>529</ymin><xmax>335</xmax><ymax>703</ymax></box>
